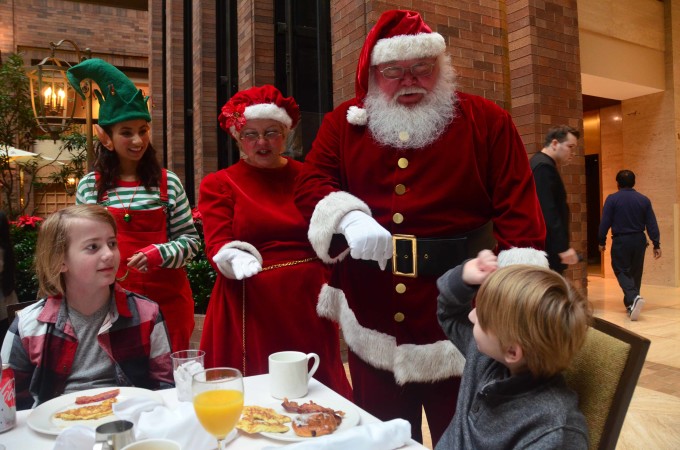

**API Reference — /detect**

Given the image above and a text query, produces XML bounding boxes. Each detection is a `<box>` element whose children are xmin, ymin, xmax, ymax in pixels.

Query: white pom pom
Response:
<box><xmin>497</xmin><ymin>248</ymin><xmax>549</xmax><ymax>268</ymax></box>
<box><xmin>346</xmin><ymin>106</ymin><xmax>367</xmax><ymax>125</ymax></box>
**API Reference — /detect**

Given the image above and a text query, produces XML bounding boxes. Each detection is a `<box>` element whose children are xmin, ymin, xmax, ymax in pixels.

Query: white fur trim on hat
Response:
<box><xmin>346</xmin><ymin>106</ymin><xmax>367</xmax><ymax>126</ymax></box>
<box><xmin>317</xmin><ymin>284</ymin><xmax>465</xmax><ymax>384</ymax></box>
<box><xmin>371</xmin><ymin>32</ymin><xmax>446</xmax><ymax>66</ymax></box>
<box><xmin>308</xmin><ymin>191</ymin><xmax>372</xmax><ymax>264</ymax></box>
<box><xmin>244</xmin><ymin>103</ymin><xmax>293</xmax><ymax>129</ymax></box>
<box><xmin>497</xmin><ymin>247</ymin><xmax>549</xmax><ymax>268</ymax></box>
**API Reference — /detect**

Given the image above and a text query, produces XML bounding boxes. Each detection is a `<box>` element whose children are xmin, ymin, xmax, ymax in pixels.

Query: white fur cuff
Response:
<box><xmin>308</xmin><ymin>192</ymin><xmax>372</xmax><ymax>264</ymax></box>
<box><xmin>497</xmin><ymin>247</ymin><xmax>549</xmax><ymax>268</ymax></box>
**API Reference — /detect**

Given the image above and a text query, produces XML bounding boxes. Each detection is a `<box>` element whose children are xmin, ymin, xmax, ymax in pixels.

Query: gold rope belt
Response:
<box><xmin>261</xmin><ymin>256</ymin><xmax>318</xmax><ymax>271</ymax></box>
<box><xmin>241</xmin><ymin>256</ymin><xmax>319</xmax><ymax>375</ymax></box>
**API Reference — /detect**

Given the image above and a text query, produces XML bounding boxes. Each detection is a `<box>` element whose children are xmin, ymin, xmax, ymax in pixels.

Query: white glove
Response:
<box><xmin>336</xmin><ymin>210</ymin><xmax>393</xmax><ymax>270</ymax></box>
<box><xmin>213</xmin><ymin>247</ymin><xmax>262</xmax><ymax>280</ymax></box>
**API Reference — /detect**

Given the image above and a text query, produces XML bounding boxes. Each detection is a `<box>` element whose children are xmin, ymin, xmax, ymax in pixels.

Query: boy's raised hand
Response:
<box><xmin>462</xmin><ymin>250</ymin><xmax>498</xmax><ymax>285</ymax></box>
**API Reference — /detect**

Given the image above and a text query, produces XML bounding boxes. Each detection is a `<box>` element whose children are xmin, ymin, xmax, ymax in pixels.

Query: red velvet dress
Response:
<box><xmin>198</xmin><ymin>158</ymin><xmax>351</xmax><ymax>399</ymax></box>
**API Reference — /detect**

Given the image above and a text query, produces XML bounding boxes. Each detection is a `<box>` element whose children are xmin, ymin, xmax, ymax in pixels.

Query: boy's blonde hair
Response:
<box><xmin>35</xmin><ymin>204</ymin><xmax>117</xmax><ymax>297</ymax></box>
<box><xmin>476</xmin><ymin>265</ymin><xmax>591</xmax><ymax>377</ymax></box>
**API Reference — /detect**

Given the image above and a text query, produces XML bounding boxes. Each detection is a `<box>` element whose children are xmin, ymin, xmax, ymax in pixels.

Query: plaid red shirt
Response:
<box><xmin>0</xmin><ymin>284</ymin><xmax>174</xmax><ymax>410</ymax></box>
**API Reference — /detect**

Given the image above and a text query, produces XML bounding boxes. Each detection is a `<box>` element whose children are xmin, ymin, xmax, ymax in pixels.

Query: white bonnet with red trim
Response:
<box><xmin>347</xmin><ymin>10</ymin><xmax>446</xmax><ymax>126</ymax></box>
<box><xmin>218</xmin><ymin>84</ymin><xmax>300</xmax><ymax>138</ymax></box>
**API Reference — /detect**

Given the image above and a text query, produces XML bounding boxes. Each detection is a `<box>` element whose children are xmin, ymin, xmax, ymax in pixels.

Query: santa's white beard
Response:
<box><xmin>365</xmin><ymin>63</ymin><xmax>458</xmax><ymax>150</ymax></box>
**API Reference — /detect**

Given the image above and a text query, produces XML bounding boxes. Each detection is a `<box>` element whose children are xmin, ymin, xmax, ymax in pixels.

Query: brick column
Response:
<box><xmin>507</xmin><ymin>0</ymin><xmax>586</xmax><ymax>291</ymax></box>
<box><xmin>148</xmin><ymin>0</ymin><xmax>166</xmax><ymax>167</ymax></box>
<box><xmin>191</xmin><ymin>1</ymin><xmax>218</xmax><ymax>199</ymax></box>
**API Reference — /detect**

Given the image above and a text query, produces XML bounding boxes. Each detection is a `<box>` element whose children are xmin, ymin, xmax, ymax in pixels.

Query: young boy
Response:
<box><xmin>1</xmin><ymin>205</ymin><xmax>173</xmax><ymax>410</ymax></box>
<box><xmin>436</xmin><ymin>249</ymin><xmax>591</xmax><ymax>449</ymax></box>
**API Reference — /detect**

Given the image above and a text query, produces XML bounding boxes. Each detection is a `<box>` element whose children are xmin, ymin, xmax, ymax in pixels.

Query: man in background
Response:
<box><xmin>598</xmin><ymin>169</ymin><xmax>661</xmax><ymax>320</ymax></box>
<box><xmin>530</xmin><ymin>125</ymin><xmax>580</xmax><ymax>274</ymax></box>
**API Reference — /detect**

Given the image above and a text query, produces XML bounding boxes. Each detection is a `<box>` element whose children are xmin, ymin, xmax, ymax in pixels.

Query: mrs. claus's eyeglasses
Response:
<box><xmin>239</xmin><ymin>130</ymin><xmax>283</xmax><ymax>144</ymax></box>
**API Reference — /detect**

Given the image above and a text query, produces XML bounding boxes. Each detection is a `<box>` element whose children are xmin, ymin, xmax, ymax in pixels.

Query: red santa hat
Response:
<box><xmin>218</xmin><ymin>84</ymin><xmax>300</xmax><ymax>138</ymax></box>
<box><xmin>347</xmin><ymin>9</ymin><xmax>446</xmax><ymax>125</ymax></box>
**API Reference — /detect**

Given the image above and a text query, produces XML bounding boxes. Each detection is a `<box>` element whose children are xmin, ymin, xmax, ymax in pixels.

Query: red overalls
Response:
<box><xmin>98</xmin><ymin>170</ymin><xmax>194</xmax><ymax>352</ymax></box>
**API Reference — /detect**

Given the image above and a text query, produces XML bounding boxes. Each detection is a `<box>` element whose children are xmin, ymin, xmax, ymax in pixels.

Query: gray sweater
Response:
<box><xmin>435</xmin><ymin>265</ymin><xmax>588</xmax><ymax>450</ymax></box>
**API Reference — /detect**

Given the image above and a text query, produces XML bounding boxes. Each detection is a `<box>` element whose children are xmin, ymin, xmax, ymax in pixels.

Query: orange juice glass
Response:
<box><xmin>193</xmin><ymin>389</ymin><xmax>244</xmax><ymax>438</ymax></box>
<box><xmin>192</xmin><ymin>368</ymin><xmax>244</xmax><ymax>449</ymax></box>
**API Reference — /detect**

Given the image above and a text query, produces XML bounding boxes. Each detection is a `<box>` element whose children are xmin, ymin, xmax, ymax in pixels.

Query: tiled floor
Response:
<box><xmin>587</xmin><ymin>275</ymin><xmax>680</xmax><ymax>449</ymax></box>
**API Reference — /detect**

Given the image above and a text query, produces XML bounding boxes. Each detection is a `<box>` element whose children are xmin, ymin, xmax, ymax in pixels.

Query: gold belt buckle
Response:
<box><xmin>392</xmin><ymin>234</ymin><xmax>417</xmax><ymax>278</ymax></box>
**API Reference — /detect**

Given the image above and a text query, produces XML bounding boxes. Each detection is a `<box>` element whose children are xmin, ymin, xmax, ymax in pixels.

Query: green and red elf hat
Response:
<box><xmin>67</xmin><ymin>58</ymin><xmax>151</xmax><ymax>127</ymax></box>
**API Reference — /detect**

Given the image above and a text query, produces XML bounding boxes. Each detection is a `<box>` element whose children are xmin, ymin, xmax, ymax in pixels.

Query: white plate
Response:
<box><xmin>27</xmin><ymin>386</ymin><xmax>163</xmax><ymax>435</ymax></box>
<box><xmin>259</xmin><ymin>399</ymin><xmax>361</xmax><ymax>442</ymax></box>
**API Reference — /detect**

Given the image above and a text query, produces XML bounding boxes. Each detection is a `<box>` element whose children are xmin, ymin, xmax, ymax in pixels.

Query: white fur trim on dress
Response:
<box><xmin>308</xmin><ymin>191</ymin><xmax>372</xmax><ymax>264</ymax></box>
<box><xmin>497</xmin><ymin>247</ymin><xmax>549</xmax><ymax>268</ymax></box>
<box><xmin>346</xmin><ymin>106</ymin><xmax>367</xmax><ymax>126</ymax></box>
<box><xmin>371</xmin><ymin>32</ymin><xmax>446</xmax><ymax>66</ymax></box>
<box><xmin>244</xmin><ymin>103</ymin><xmax>293</xmax><ymax>129</ymax></box>
<box><xmin>317</xmin><ymin>284</ymin><xmax>465</xmax><ymax>384</ymax></box>
<box><xmin>220</xmin><ymin>241</ymin><xmax>264</xmax><ymax>265</ymax></box>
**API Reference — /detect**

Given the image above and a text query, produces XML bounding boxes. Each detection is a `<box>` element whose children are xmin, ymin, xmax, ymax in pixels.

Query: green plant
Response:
<box><xmin>186</xmin><ymin>209</ymin><xmax>216</xmax><ymax>314</ymax></box>
<box><xmin>45</xmin><ymin>130</ymin><xmax>88</xmax><ymax>192</ymax></box>
<box><xmin>9</xmin><ymin>217</ymin><xmax>41</xmax><ymax>302</ymax></box>
<box><xmin>0</xmin><ymin>53</ymin><xmax>37</xmax><ymax>218</ymax></box>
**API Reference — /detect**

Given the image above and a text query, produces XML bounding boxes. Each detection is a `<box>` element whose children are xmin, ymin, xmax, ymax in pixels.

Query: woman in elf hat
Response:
<box><xmin>197</xmin><ymin>85</ymin><xmax>351</xmax><ymax>398</ymax></box>
<box><xmin>69</xmin><ymin>58</ymin><xmax>199</xmax><ymax>352</ymax></box>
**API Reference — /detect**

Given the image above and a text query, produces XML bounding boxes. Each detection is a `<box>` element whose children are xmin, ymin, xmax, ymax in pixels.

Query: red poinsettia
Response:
<box><xmin>13</xmin><ymin>215</ymin><xmax>44</xmax><ymax>228</ymax></box>
<box><xmin>218</xmin><ymin>101</ymin><xmax>247</xmax><ymax>133</ymax></box>
<box><xmin>191</xmin><ymin>207</ymin><xmax>202</xmax><ymax>223</ymax></box>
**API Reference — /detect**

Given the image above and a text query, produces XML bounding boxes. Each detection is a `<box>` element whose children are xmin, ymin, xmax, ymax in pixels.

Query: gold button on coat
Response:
<box><xmin>394</xmin><ymin>312</ymin><xmax>405</xmax><ymax>322</ymax></box>
<box><xmin>398</xmin><ymin>158</ymin><xmax>409</xmax><ymax>169</ymax></box>
<box><xmin>393</xmin><ymin>213</ymin><xmax>404</xmax><ymax>224</ymax></box>
<box><xmin>395</xmin><ymin>283</ymin><xmax>406</xmax><ymax>294</ymax></box>
<box><xmin>395</xmin><ymin>184</ymin><xmax>406</xmax><ymax>195</ymax></box>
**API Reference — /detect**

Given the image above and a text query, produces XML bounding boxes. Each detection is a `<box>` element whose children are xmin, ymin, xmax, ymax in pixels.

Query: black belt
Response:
<box><xmin>368</xmin><ymin>221</ymin><xmax>496</xmax><ymax>278</ymax></box>
<box><xmin>612</xmin><ymin>231</ymin><xmax>643</xmax><ymax>238</ymax></box>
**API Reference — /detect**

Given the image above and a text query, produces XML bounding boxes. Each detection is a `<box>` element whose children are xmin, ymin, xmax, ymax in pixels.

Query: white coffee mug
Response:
<box><xmin>269</xmin><ymin>351</ymin><xmax>320</xmax><ymax>399</ymax></box>
<box><xmin>121</xmin><ymin>439</ymin><xmax>181</xmax><ymax>450</ymax></box>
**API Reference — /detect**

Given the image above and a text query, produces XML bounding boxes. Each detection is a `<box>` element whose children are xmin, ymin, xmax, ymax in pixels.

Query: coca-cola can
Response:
<box><xmin>0</xmin><ymin>363</ymin><xmax>16</xmax><ymax>432</ymax></box>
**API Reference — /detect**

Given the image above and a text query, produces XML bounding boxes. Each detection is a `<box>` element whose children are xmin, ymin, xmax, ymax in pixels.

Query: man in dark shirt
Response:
<box><xmin>530</xmin><ymin>125</ymin><xmax>580</xmax><ymax>274</ymax></box>
<box><xmin>598</xmin><ymin>170</ymin><xmax>661</xmax><ymax>320</ymax></box>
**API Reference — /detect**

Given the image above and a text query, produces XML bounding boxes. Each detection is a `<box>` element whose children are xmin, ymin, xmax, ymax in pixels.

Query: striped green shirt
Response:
<box><xmin>75</xmin><ymin>170</ymin><xmax>200</xmax><ymax>268</ymax></box>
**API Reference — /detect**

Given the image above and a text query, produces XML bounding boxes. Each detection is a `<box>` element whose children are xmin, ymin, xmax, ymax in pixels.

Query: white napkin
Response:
<box><xmin>113</xmin><ymin>397</ymin><xmax>227</xmax><ymax>449</ymax></box>
<box><xmin>262</xmin><ymin>418</ymin><xmax>412</xmax><ymax>450</ymax></box>
<box><xmin>52</xmin><ymin>397</ymin><xmax>237</xmax><ymax>450</ymax></box>
<box><xmin>53</xmin><ymin>425</ymin><xmax>95</xmax><ymax>450</ymax></box>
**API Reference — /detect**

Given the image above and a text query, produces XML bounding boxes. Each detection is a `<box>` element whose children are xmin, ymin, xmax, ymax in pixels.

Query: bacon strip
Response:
<box><xmin>281</xmin><ymin>398</ymin><xmax>344</xmax><ymax>424</ymax></box>
<box><xmin>75</xmin><ymin>388</ymin><xmax>120</xmax><ymax>405</ymax></box>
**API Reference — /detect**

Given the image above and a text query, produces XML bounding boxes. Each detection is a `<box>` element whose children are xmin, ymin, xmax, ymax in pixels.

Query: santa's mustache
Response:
<box><xmin>394</xmin><ymin>87</ymin><xmax>428</xmax><ymax>99</ymax></box>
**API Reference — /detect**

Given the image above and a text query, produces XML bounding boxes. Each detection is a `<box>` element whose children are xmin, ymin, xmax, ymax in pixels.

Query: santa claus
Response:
<box><xmin>295</xmin><ymin>9</ymin><xmax>546</xmax><ymax>445</ymax></box>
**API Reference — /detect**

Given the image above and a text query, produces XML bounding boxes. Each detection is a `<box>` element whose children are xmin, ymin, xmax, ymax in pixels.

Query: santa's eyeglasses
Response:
<box><xmin>239</xmin><ymin>130</ymin><xmax>283</xmax><ymax>144</ymax></box>
<box><xmin>378</xmin><ymin>62</ymin><xmax>435</xmax><ymax>80</ymax></box>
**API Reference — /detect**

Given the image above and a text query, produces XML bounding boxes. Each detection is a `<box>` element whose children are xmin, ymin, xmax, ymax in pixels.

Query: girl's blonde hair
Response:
<box><xmin>35</xmin><ymin>204</ymin><xmax>117</xmax><ymax>297</ymax></box>
<box><xmin>476</xmin><ymin>265</ymin><xmax>591</xmax><ymax>377</ymax></box>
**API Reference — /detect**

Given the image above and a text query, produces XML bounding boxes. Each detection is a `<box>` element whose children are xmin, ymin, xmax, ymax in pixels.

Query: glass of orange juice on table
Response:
<box><xmin>192</xmin><ymin>367</ymin><xmax>244</xmax><ymax>449</ymax></box>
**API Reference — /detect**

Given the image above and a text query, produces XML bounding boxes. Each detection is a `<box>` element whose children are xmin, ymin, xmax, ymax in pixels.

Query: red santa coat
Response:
<box><xmin>198</xmin><ymin>158</ymin><xmax>351</xmax><ymax>398</ymax></box>
<box><xmin>295</xmin><ymin>92</ymin><xmax>546</xmax><ymax>384</ymax></box>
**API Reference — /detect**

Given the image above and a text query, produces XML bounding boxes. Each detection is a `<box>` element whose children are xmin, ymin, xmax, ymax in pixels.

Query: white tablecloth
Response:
<box><xmin>0</xmin><ymin>374</ymin><xmax>427</xmax><ymax>449</ymax></box>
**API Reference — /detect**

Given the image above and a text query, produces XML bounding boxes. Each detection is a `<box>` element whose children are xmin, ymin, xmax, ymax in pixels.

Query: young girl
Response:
<box><xmin>0</xmin><ymin>205</ymin><xmax>173</xmax><ymax>410</ymax></box>
<box><xmin>0</xmin><ymin>211</ymin><xmax>17</xmax><ymax>340</ymax></box>
<box><xmin>68</xmin><ymin>58</ymin><xmax>199</xmax><ymax>352</ymax></box>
